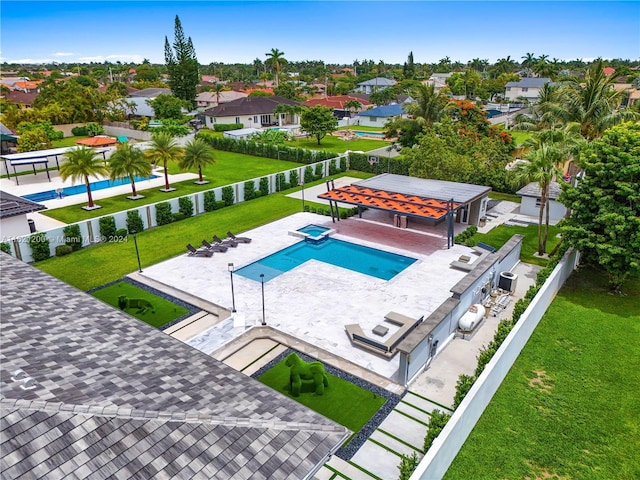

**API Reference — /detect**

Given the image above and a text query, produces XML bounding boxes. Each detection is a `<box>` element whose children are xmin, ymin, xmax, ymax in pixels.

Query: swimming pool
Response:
<box><xmin>22</xmin><ymin>175</ymin><xmax>158</xmax><ymax>202</ymax></box>
<box><xmin>236</xmin><ymin>237</ymin><xmax>416</xmax><ymax>282</ymax></box>
<box><xmin>353</xmin><ymin>131</ymin><xmax>385</xmax><ymax>138</ymax></box>
<box><xmin>297</xmin><ymin>224</ymin><xmax>330</xmax><ymax>237</ymax></box>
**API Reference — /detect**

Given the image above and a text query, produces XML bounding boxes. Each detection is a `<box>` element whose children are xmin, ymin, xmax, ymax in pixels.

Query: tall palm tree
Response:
<box><xmin>212</xmin><ymin>83</ymin><xmax>224</xmax><ymax>106</ymax></box>
<box><xmin>108</xmin><ymin>143</ymin><xmax>152</xmax><ymax>199</ymax></box>
<box><xmin>404</xmin><ymin>84</ymin><xmax>449</xmax><ymax>127</ymax></box>
<box><xmin>179</xmin><ymin>137</ymin><xmax>216</xmax><ymax>184</ymax></box>
<box><xmin>60</xmin><ymin>146</ymin><xmax>109</xmax><ymax>209</ymax></box>
<box><xmin>265</xmin><ymin>48</ymin><xmax>287</xmax><ymax>87</ymax></box>
<box><xmin>557</xmin><ymin>60</ymin><xmax>640</xmax><ymax>140</ymax></box>
<box><xmin>145</xmin><ymin>131</ymin><xmax>184</xmax><ymax>191</ymax></box>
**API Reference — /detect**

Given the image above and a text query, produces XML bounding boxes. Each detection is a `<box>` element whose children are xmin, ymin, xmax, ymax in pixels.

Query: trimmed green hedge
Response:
<box><xmin>212</xmin><ymin>123</ymin><xmax>244</xmax><ymax>132</ymax></box>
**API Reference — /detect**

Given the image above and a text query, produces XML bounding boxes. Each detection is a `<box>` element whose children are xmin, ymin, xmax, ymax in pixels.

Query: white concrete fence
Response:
<box><xmin>411</xmin><ymin>248</ymin><xmax>580</xmax><ymax>480</ymax></box>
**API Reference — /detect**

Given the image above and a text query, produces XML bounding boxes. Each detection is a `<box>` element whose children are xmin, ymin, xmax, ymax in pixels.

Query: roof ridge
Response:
<box><xmin>0</xmin><ymin>398</ymin><xmax>348</xmax><ymax>434</ymax></box>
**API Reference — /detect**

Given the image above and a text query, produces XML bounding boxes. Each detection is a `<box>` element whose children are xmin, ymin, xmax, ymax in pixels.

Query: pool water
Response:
<box><xmin>22</xmin><ymin>175</ymin><xmax>158</xmax><ymax>202</ymax></box>
<box><xmin>297</xmin><ymin>224</ymin><xmax>330</xmax><ymax>236</ymax></box>
<box><xmin>236</xmin><ymin>238</ymin><xmax>416</xmax><ymax>282</ymax></box>
<box><xmin>353</xmin><ymin>131</ymin><xmax>385</xmax><ymax>138</ymax></box>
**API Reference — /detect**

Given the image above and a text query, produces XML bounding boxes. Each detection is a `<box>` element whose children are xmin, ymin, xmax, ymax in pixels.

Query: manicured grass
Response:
<box><xmin>337</xmin><ymin>125</ymin><xmax>385</xmax><ymax>132</ymax></box>
<box><xmin>467</xmin><ymin>224</ymin><xmax>561</xmax><ymax>266</ymax></box>
<box><xmin>91</xmin><ymin>281</ymin><xmax>189</xmax><ymax>328</ymax></box>
<box><xmin>41</xmin><ymin>150</ymin><xmax>304</xmax><ymax>223</ymax></box>
<box><xmin>258</xmin><ymin>356</ymin><xmax>386</xmax><ymax>435</ymax></box>
<box><xmin>287</xmin><ymin>135</ymin><xmax>389</xmax><ymax>153</ymax></box>
<box><xmin>444</xmin><ymin>269</ymin><xmax>640</xmax><ymax>480</ymax></box>
<box><xmin>34</xmin><ymin>174</ymin><xmax>366</xmax><ymax>291</ymax></box>
<box><xmin>51</xmin><ymin>136</ymin><xmax>90</xmax><ymax>147</ymax></box>
<box><xmin>488</xmin><ymin>191</ymin><xmax>521</xmax><ymax>203</ymax></box>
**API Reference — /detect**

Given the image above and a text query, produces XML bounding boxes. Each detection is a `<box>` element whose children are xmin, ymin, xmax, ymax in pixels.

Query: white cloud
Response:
<box><xmin>53</xmin><ymin>52</ymin><xmax>74</xmax><ymax>57</ymax></box>
<box><xmin>77</xmin><ymin>54</ymin><xmax>145</xmax><ymax>63</ymax></box>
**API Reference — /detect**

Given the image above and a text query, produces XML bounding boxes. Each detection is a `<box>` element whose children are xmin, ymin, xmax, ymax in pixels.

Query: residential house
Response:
<box><xmin>422</xmin><ymin>72</ymin><xmax>455</xmax><ymax>94</ymax></box>
<box><xmin>355</xmin><ymin>103</ymin><xmax>406</xmax><ymax>127</ymax></box>
<box><xmin>0</xmin><ymin>253</ymin><xmax>348</xmax><ymax>480</ymax></box>
<box><xmin>3</xmin><ymin>91</ymin><xmax>38</xmax><ymax>108</ymax></box>
<box><xmin>355</xmin><ymin>77</ymin><xmax>397</xmax><ymax>94</ymax></box>
<box><xmin>504</xmin><ymin>77</ymin><xmax>552</xmax><ymax>102</ymax></box>
<box><xmin>202</xmin><ymin>96</ymin><xmax>302</xmax><ymax>129</ymax></box>
<box><xmin>124</xmin><ymin>88</ymin><xmax>175</xmax><ymax>118</ymax></box>
<box><xmin>612</xmin><ymin>83</ymin><xmax>640</xmax><ymax>107</ymax></box>
<box><xmin>303</xmin><ymin>95</ymin><xmax>372</xmax><ymax>118</ymax></box>
<box><xmin>195</xmin><ymin>90</ymin><xmax>248</xmax><ymax>109</ymax></box>
<box><xmin>0</xmin><ymin>191</ymin><xmax>46</xmax><ymax>239</ymax></box>
<box><xmin>516</xmin><ymin>181</ymin><xmax>567</xmax><ymax>222</ymax></box>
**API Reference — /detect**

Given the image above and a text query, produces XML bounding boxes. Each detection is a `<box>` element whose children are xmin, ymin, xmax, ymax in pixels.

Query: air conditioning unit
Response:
<box><xmin>498</xmin><ymin>271</ymin><xmax>518</xmax><ymax>293</ymax></box>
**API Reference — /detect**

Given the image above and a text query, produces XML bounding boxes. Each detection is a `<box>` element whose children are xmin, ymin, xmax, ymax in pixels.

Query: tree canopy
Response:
<box><xmin>164</xmin><ymin>15</ymin><xmax>200</xmax><ymax>108</ymax></box>
<box><xmin>300</xmin><ymin>105</ymin><xmax>338</xmax><ymax>145</ymax></box>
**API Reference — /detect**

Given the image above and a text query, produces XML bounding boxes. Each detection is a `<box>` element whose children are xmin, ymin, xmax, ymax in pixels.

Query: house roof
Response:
<box><xmin>354</xmin><ymin>174</ymin><xmax>491</xmax><ymax>204</ymax></box>
<box><xmin>603</xmin><ymin>67</ymin><xmax>616</xmax><ymax>76</ymax></box>
<box><xmin>203</xmin><ymin>96</ymin><xmax>301</xmax><ymax>117</ymax></box>
<box><xmin>516</xmin><ymin>181</ymin><xmax>563</xmax><ymax>200</ymax></box>
<box><xmin>0</xmin><ymin>254</ymin><xmax>348</xmax><ymax>479</ymax></box>
<box><xmin>124</xmin><ymin>97</ymin><xmax>155</xmax><ymax>117</ymax></box>
<box><xmin>4</xmin><ymin>91</ymin><xmax>38</xmax><ymax>106</ymax></box>
<box><xmin>357</xmin><ymin>103</ymin><xmax>404</xmax><ymax>118</ymax></box>
<box><xmin>505</xmin><ymin>78</ymin><xmax>552</xmax><ymax>88</ymax></box>
<box><xmin>357</xmin><ymin>77</ymin><xmax>397</xmax><ymax>87</ymax></box>
<box><xmin>196</xmin><ymin>91</ymin><xmax>248</xmax><ymax>104</ymax></box>
<box><xmin>0</xmin><ymin>122</ymin><xmax>13</xmax><ymax>135</ymax></box>
<box><xmin>0</xmin><ymin>191</ymin><xmax>46</xmax><ymax>218</ymax></box>
<box><xmin>128</xmin><ymin>88</ymin><xmax>172</xmax><ymax>98</ymax></box>
<box><xmin>303</xmin><ymin>95</ymin><xmax>372</xmax><ymax>109</ymax></box>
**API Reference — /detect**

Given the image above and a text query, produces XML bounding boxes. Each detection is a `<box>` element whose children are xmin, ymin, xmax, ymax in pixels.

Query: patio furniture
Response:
<box><xmin>186</xmin><ymin>244</ymin><xmax>213</xmax><ymax>257</ymax></box>
<box><xmin>202</xmin><ymin>239</ymin><xmax>228</xmax><ymax>253</ymax></box>
<box><xmin>345</xmin><ymin>311</ymin><xmax>423</xmax><ymax>358</ymax></box>
<box><xmin>213</xmin><ymin>234</ymin><xmax>238</xmax><ymax>248</ymax></box>
<box><xmin>226</xmin><ymin>231</ymin><xmax>252</xmax><ymax>243</ymax></box>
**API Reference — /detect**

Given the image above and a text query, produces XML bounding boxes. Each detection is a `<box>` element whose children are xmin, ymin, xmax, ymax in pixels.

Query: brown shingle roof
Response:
<box><xmin>203</xmin><ymin>96</ymin><xmax>301</xmax><ymax>117</ymax></box>
<box><xmin>0</xmin><ymin>191</ymin><xmax>46</xmax><ymax>218</ymax></box>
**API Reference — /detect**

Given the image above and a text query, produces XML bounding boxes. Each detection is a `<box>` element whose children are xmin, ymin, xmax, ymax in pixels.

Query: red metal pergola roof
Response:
<box><xmin>318</xmin><ymin>185</ymin><xmax>461</xmax><ymax>221</ymax></box>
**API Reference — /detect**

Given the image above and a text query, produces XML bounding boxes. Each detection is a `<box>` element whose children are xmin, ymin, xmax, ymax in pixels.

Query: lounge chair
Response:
<box><xmin>202</xmin><ymin>239</ymin><xmax>228</xmax><ymax>253</ymax></box>
<box><xmin>227</xmin><ymin>231</ymin><xmax>252</xmax><ymax>243</ymax></box>
<box><xmin>186</xmin><ymin>243</ymin><xmax>213</xmax><ymax>257</ymax></box>
<box><xmin>213</xmin><ymin>234</ymin><xmax>238</xmax><ymax>248</ymax></box>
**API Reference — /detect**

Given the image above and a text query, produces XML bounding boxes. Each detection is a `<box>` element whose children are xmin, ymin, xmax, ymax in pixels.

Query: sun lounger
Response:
<box><xmin>226</xmin><ymin>231</ymin><xmax>252</xmax><ymax>243</ymax></box>
<box><xmin>186</xmin><ymin>243</ymin><xmax>213</xmax><ymax>257</ymax></box>
<box><xmin>213</xmin><ymin>234</ymin><xmax>238</xmax><ymax>247</ymax></box>
<box><xmin>202</xmin><ymin>239</ymin><xmax>228</xmax><ymax>252</ymax></box>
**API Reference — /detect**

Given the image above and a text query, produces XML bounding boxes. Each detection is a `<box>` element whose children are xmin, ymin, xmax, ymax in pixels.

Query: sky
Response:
<box><xmin>1</xmin><ymin>1</ymin><xmax>639</xmax><ymax>66</ymax></box>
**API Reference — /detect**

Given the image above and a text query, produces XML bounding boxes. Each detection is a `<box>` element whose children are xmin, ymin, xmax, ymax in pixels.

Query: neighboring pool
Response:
<box><xmin>22</xmin><ymin>175</ymin><xmax>158</xmax><ymax>202</ymax></box>
<box><xmin>353</xmin><ymin>130</ymin><xmax>385</xmax><ymax>138</ymax></box>
<box><xmin>236</xmin><ymin>237</ymin><xmax>417</xmax><ymax>282</ymax></box>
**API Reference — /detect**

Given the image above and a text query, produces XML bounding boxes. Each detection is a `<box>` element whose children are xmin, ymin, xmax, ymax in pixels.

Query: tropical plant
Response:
<box><xmin>109</xmin><ymin>143</ymin><xmax>152</xmax><ymax>198</ymax></box>
<box><xmin>265</xmin><ymin>48</ymin><xmax>287</xmax><ymax>87</ymax></box>
<box><xmin>59</xmin><ymin>146</ymin><xmax>109</xmax><ymax>208</ymax></box>
<box><xmin>179</xmin><ymin>137</ymin><xmax>216</xmax><ymax>183</ymax></box>
<box><xmin>164</xmin><ymin>15</ymin><xmax>200</xmax><ymax>108</ymax></box>
<box><xmin>145</xmin><ymin>131</ymin><xmax>184</xmax><ymax>191</ymax></box>
<box><xmin>405</xmin><ymin>83</ymin><xmax>449</xmax><ymax>127</ymax></box>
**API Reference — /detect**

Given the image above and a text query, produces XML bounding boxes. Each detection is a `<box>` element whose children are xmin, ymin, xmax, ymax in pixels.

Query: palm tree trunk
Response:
<box><xmin>163</xmin><ymin>160</ymin><xmax>170</xmax><ymax>190</ymax></box>
<box><xmin>130</xmin><ymin>174</ymin><xmax>137</xmax><ymax>197</ymax></box>
<box><xmin>543</xmin><ymin>193</ymin><xmax>550</xmax><ymax>254</ymax></box>
<box><xmin>85</xmin><ymin>176</ymin><xmax>94</xmax><ymax>208</ymax></box>
<box><xmin>198</xmin><ymin>166</ymin><xmax>203</xmax><ymax>183</ymax></box>
<box><xmin>537</xmin><ymin>189</ymin><xmax>545</xmax><ymax>255</ymax></box>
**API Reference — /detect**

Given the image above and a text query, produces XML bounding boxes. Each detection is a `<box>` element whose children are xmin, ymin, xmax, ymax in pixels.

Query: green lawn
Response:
<box><xmin>287</xmin><ymin>135</ymin><xmax>389</xmax><ymax>153</ymax></box>
<box><xmin>444</xmin><ymin>269</ymin><xmax>640</xmax><ymax>480</ymax></box>
<box><xmin>488</xmin><ymin>191</ymin><xmax>521</xmax><ymax>203</ymax></box>
<box><xmin>339</xmin><ymin>125</ymin><xmax>385</xmax><ymax>132</ymax></box>
<box><xmin>467</xmin><ymin>224</ymin><xmax>561</xmax><ymax>266</ymax></box>
<box><xmin>258</xmin><ymin>355</ymin><xmax>386</xmax><ymax>437</ymax></box>
<box><xmin>42</xmin><ymin>150</ymin><xmax>304</xmax><ymax>223</ymax></box>
<box><xmin>91</xmin><ymin>281</ymin><xmax>189</xmax><ymax>328</ymax></box>
<box><xmin>51</xmin><ymin>136</ymin><xmax>90</xmax><ymax>147</ymax></box>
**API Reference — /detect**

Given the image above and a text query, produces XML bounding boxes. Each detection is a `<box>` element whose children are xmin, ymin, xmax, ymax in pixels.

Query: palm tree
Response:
<box><xmin>108</xmin><ymin>143</ymin><xmax>152</xmax><ymax>199</ymax></box>
<box><xmin>512</xmin><ymin>83</ymin><xmax>563</xmax><ymax>132</ymax></box>
<box><xmin>60</xmin><ymin>146</ymin><xmax>109</xmax><ymax>209</ymax></box>
<box><xmin>145</xmin><ymin>131</ymin><xmax>184</xmax><ymax>191</ymax></box>
<box><xmin>404</xmin><ymin>84</ymin><xmax>449</xmax><ymax>127</ymax></box>
<box><xmin>265</xmin><ymin>48</ymin><xmax>287</xmax><ymax>87</ymax></box>
<box><xmin>212</xmin><ymin>83</ymin><xmax>224</xmax><ymax>106</ymax></box>
<box><xmin>179</xmin><ymin>137</ymin><xmax>216</xmax><ymax>184</ymax></box>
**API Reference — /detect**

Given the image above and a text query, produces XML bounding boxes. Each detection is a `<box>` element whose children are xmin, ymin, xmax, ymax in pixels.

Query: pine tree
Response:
<box><xmin>164</xmin><ymin>15</ymin><xmax>200</xmax><ymax>108</ymax></box>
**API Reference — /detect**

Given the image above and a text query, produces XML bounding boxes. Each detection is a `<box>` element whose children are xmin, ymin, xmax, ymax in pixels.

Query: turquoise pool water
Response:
<box><xmin>236</xmin><ymin>238</ymin><xmax>416</xmax><ymax>282</ymax></box>
<box><xmin>297</xmin><ymin>224</ymin><xmax>330</xmax><ymax>236</ymax></box>
<box><xmin>353</xmin><ymin>131</ymin><xmax>385</xmax><ymax>138</ymax></box>
<box><xmin>22</xmin><ymin>175</ymin><xmax>158</xmax><ymax>202</ymax></box>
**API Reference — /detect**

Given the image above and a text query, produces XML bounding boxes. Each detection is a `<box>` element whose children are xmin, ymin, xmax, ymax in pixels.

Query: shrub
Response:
<box><xmin>55</xmin><ymin>245</ymin><xmax>73</xmax><ymax>257</ymax></box>
<box><xmin>126</xmin><ymin>210</ymin><xmax>144</xmax><ymax>234</ymax></box>
<box><xmin>98</xmin><ymin>216</ymin><xmax>117</xmax><ymax>241</ymax></box>
<box><xmin>204</xmin><ymin>191</ymin><xmax>217</xmax><ymax>212</ymax></box>
<box><xmin>244</xmin><ymin>181</ymin><xmax>257</xmax><ymax>201</ymax></box>
<box><xmin>328</xmin><ymin>158</ymin><xmax>338</xmax><ymax>175</ymax></box>
<box><xmin>178</xmin><ymin>196</ymin><xmax>194</xmax><ymax>217</ymax></box>
<box><xmin>221</xmin><ymin>186</ymin><xmax>234</xmax><ymax>206</ymax></box>
<box><xmin>275</xmin><ymin>173</ymin><xmax>285</xmax><ymax>192</ymax></box>
<box><xmin>340</xmin><ymin>156</ymin><xmax>348</xmax><ymax>172</ymax></box>
<box><xmin>397</xmin><ymin>452</ymin><xmax>419</xmax><ymax>480</ymax></box>
<box><xmin>115</xmin><ymin>228</ymin><xmax>128</xmax><ymax>240</ymax></box>
<box><xmin>314</xmin><ymin>162</ymin><xmax>324</xmax><ymax>179</ymax></box>
<box><xmin>86</xmin><ymin>123</ymin><xmax>104</xmax><ymax>136</ymax></box>
<box><xmin>453</xmin><ymin>373</ymin><xmax>475</xmax><ymax>409</ymax></box>
<box><xmin>454</xmin><ymin>225</ymin><xmax>478</xmax><ymax>245</ymax></box>
<box><xmin>29</xmin><ymin>233</ymin><xmax>50</xmax><ymax>261</ymax></box>
<box><xmin>304</xmin><ymin>166</ymin><xmax>314</xmax><ymax>184</ymax></box>
<box><xmin>289</xmin><ymin>170</ymin><xmax>299</xmax><ymax>188</ymax></box>
<box><xmin>213</xmin><ymin>123</ymin><xmax>244</xmax><ymax>132</ymax></box>
<box><xmin>423</xmin><ymin>410</ymin><xmax>452</xmax><ymax>452</ymax></box>
<box><xmin>155</xmin><ymin>202</ymin><xmax>173</xmax><ymax>226</ymax></box>
<box><xmin>0</xmin><ymin>242</ymin><xmax>11</xmax><ymax>254</ymax></box>
<box><xmin>62</xmin><ymin>224</ymin><xmax>82</xmax><ymax>251</ymax></box>
<box><xmin>71</xmin><ymin>126</ymin><xmax>87</xmax><ymax>136</ymax></box>
<box><xmin>259</xmin><ymin>177</ymin><xmax>269</xmax><ymax>196</ymax></box>
<box><xmin>172</xmin><ymin>212</ymin><xmax>187</xmax><ymax>222</ymax></box>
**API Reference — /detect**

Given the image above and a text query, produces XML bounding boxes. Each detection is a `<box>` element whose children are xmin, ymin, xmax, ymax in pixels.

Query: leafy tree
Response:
<box><xmin>300</xmin><ymin>105</ymin><xmax>338</xmax><ymax>145</ymax></box>
<box><xmin>60</xmin><ymin>146</ymin><xmax>110</xmax><ymax>208</ymax></box>
<box><xmin>109</xmin><ymin>143</ymin><xmax>152</xmax><ymax>198</ymax></box>
<box><xmin>179</xmin><ymin>137</ymin><xmax>216</xmax><ymax>183</ymax></box>
<box><xmin>135</xmin><ymin>61</ymin><xmax>160</xmax><ymax>82</ymax></box>
<box><xmin>16</xmin><ymin>121</ymin><xmax>62</xmax><ymax>140</ymax></box>
<box><xmin>34</xmin><ymin>77</ymin><xmax>107</xmax><ymax>123</ymax></box>
<box><xmin>273</xmin><ymin>82</ymin><xmax>298</xmax><ymax>100</ymax></box>
<box><xmin>369</xmin><ymin>87</ymin><xmax>396</xmax><ymax>106</ymax></box>
<box><xmin>147</xmin><ymin>94</ymin><xmax>187</xmax><ymax>120</ymax></box>
<box><xmin>559</xmin><ymin>123</ymin><xmax>640</xmax><ymax>293</ymax></box>
<box><xmin>145</xmin><ymin>131</ymin><xmax>184</xmax><ymax>191</ymax></box>
<box><xmin>16</xmin><ymin>128</ymin><xmax>52</xmax><ymax>152</ymax></box>
<box><xmin>164</xmin><ymin>15</ymin><xmax>200</xmax><ymax>108</ymax></box>
<box><xmin>265</xmin><ymin>48</ymin><xmax>287</xmax><ymax>87</ymax></box>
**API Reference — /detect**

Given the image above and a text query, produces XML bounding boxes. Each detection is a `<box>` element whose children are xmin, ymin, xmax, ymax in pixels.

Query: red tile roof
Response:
<box><xmin>303</xmin><ymin>95</ymin><xmax>372</xmax><ymax>109</ymax></box>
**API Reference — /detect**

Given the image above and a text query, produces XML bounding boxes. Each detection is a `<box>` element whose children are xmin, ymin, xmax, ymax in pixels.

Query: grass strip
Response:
<box><xmin>398</xmin><ymin>399</ymin><xmax>434</xmax><ymax>417</ymax></box>
<box><xmin>366</xmin><ymin>437</ymin><xmax>404</xmax><ymax>458</ymax></box>
<box><xmin>347</xmin><ymin>461</ymin><xmax>383</xmax><ymax>480</ymax></box>
<box><xmin>373</xmin><ymin>428</ymin><xmax>424</xmax><ymax>454</ymax></box>
<box><xmin>405</xmin><ymin>390</ymin><xmax>453</xmax><ymax>413</ymax></box>
<box><xmin>323</xmin><ymin>464</ymin><xmax>354</xmax><ymax>480</ymax></box>
<box><xmin>393</xmin><ymin>408</ymin><xmax>429</xmax><ymax>427</ymax></box>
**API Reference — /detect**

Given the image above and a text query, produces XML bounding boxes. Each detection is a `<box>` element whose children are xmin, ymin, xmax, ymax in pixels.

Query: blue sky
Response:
<box><xmin>1</xmin><ymin>1</ymin><xmax>639</xmax><ymax>65</ymax></box>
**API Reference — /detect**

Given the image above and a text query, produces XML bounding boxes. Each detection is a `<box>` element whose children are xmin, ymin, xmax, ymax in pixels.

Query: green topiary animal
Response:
<box><xmin>284</xmin><ymin>352</ymin><xmax>329</xmax><ymax>397</ymax></box>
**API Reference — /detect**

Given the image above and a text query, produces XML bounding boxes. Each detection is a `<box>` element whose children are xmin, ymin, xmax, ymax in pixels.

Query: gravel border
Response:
<box><xmin>88</xmin><ymin>277</ymin><xmax>199</xmax><ymax>330</ymax></box>
<box><xmin>251</xmin><ymin>348</ymin><xmax>404</xmax><ymax>461</ymax></box>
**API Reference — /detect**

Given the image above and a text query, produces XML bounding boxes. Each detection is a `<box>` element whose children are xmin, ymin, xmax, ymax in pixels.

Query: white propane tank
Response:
<box><xmin>459</xmin><ymin>304</ymin><xmax>485</xmax><ymax>332</ymax></box>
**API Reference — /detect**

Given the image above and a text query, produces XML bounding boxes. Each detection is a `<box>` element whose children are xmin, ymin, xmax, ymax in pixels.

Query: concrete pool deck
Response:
<box><xmin>138</xmin><ymin>212</ymin><xmax>475</xmax><ymax>384</ymax></box>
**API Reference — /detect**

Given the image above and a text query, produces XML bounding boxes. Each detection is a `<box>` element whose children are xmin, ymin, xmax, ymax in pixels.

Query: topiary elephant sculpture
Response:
<box><xmin>285</xmin><ymin>352</ymin><xmax>329</xmax><ymax>397</ymax></box>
